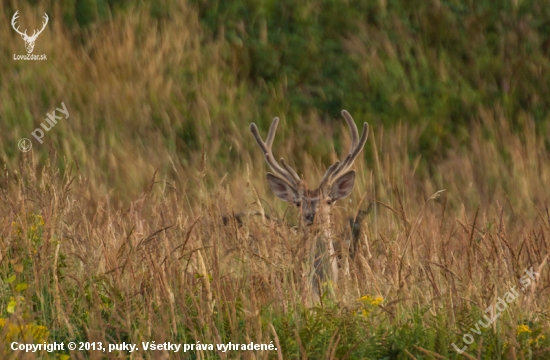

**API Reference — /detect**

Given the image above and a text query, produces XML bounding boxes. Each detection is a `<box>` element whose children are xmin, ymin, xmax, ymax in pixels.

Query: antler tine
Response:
<box><xmin>333</xmin><ymin>123</ymin><xmax>369</xmax><ymax>176</ymax></box>
<box><xmin>250</xmin><ymin>119</ymin><xmax>301</xmax><ymax>187</ymax></box>
<box><xmin>266</xmin><ymin>118</ymin><xmax>300</xmax><ymax>182</ymax></box>
<box><xmin>320</xmin><ymin>111</ymin><xmax>369</xmax><ymax>190</ymax></box>
<box><xmin>281</xmin><ymin>158</ymin><xmax>301</xmax><ymax>182</ymax></box>
<box><xmin>342</xmin><ymin>110</ymin><xmax>359</xmax><ymax>149</ymax></box>
<box><xmin>265</xmin><ymin>117</ymin><xmax>279</xmax><ymax>148</ymax></box>
<box><xmin>334</xmin><ymin>122</ymin><xmax>368</xmax><ymax>175</ymax></box>
<box><xmin>318</xmin><ymin>161</ymin><xmax>340</xmax><ymax>189</ymax></box>
<box><xmin>250</xmin><ymin>123</ymin><xmax>269</xmax><ymax>154</ymax></box>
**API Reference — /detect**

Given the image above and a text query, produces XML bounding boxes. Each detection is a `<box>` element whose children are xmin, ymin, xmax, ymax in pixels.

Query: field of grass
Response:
<box><xmin>1</xmin><ymin>0</ymin><xmax>550</xmax><ymax>358</ymax></box>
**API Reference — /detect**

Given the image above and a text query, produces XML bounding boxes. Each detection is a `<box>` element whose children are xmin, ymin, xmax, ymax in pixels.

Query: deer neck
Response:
<box><xmin>322</xmin><ymin>215</ymin><xmax>338</xmax><ymax>286</ymax></box>
<box><xmin>303</xmin><ymin>207</ymin><xmax>338</xmax><ymax>290</ymax></box>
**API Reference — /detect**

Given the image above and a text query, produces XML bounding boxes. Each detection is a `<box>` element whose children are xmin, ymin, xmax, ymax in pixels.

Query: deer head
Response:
<box><xmin>250</xmin><ymin>110</ymin><xmax>368</xmax><ymax>227</ymax></box>
<box><xmin>11</xmin><ymin>11</ymin><xmax>49</xmax><ymax>54</ymax></box>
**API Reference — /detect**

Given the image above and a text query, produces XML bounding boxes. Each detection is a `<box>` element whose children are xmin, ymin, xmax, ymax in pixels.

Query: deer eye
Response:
<box><xmin>327</xmin><ymin>199</ymin><xmax>333</xmax><ymax>205</ymax></box>
<box><xmin>294</xmin><ymin>201</ymin><xmax>301</xmax><ymax>207</ymax></box>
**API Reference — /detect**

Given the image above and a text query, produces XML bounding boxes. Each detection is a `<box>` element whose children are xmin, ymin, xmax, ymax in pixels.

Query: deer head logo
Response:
<box><xmin>11</xmin><ymin>11</ymin><xmax>49</xmax><ymax>54</ymax></box>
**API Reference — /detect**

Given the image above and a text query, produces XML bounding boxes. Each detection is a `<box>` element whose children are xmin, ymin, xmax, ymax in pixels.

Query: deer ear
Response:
<box><xmin>329</xmin><ymin>170</ymin><xmax>356</xmax><ymax>201</ymax></box>
<box><xmin>266</xmin><ymin>173</ymin><xmax>298</xmax><ymax>202</ymax></box>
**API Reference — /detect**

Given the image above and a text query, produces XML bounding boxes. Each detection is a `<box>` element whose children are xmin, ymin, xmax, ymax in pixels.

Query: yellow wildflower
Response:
<box><xmin>357</xmin><ymin>295</ymin><xmax>383</xmax><ymax>306</ymax></box>
<box><xmin>517</xmin><ymin>324</ymin><xmax>532</xmax><ymax>335</ymax></box>
<box><xmin>370</xmin><ymin>296</ymin><xmax>384</xmax><ymax>306</ymax></box>
<box><xmin>358</xmin><ymin>295</ymin><xmax>372</xmax><ymax>303</ymax></box>
<box><xmin>11</xmin><ymin>222</ymin><xmax>22</xmax><ymax>236</ymax></box>
<box><xmin>0</xmin><ymin>318</ymin><xmax>49</xmax><ymax>343</ymax></box>
<box><xmin>529</xmin><ymin>334</ymin><xmax>545</xmax><ymax>347</ymax></box>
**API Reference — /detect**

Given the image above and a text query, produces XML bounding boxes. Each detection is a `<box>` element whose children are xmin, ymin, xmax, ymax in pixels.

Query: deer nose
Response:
<box><xmin>305</xmin><ymin>213</ymin><xmax>315</xmax><ymax>225</ymax></box>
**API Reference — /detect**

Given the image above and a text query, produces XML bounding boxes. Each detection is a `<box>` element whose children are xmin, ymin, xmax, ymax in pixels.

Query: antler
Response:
<box><xmin>11</xmin><ymin>12</ymin><xmax>48</xmax><ymax>39</ymax></box>
<box><xmin>319</xmin><ymin>110</ymin><xmax>369</xmax><ymax>190</ymax></box>
<box><xmin>11</xmin><ymin>11</ymin><xmax>28</xmax><ymax>38</ymax></box>
<box><xmin>250</xmin><ymin>118</ymin><xmax>301</xmax><ymax>188</ymax></box>
<box><xmin>31</xmin><ymin>13</ymin><xmax>49</xmax><ymax>39</ymax></box>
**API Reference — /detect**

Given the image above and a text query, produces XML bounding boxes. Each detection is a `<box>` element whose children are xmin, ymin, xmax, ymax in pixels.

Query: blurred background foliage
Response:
<box><xmin>2</xmin><ymin>0</ymin><xmax>550</xmax><ymax>203</ymax></box>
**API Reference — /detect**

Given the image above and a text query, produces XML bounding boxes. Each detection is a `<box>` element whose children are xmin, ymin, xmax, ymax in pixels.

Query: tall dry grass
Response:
<box><xmin>2</xmin><ymin>109</ymin><xmax>550</xmax><ymax>358</ymax></box>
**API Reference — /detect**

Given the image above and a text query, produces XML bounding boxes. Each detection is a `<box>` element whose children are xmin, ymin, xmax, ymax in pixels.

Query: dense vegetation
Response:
<box><xmin>1</xmin><ymin>0</ymin><xmax>550</xmax><ymax>358</ymax></box>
